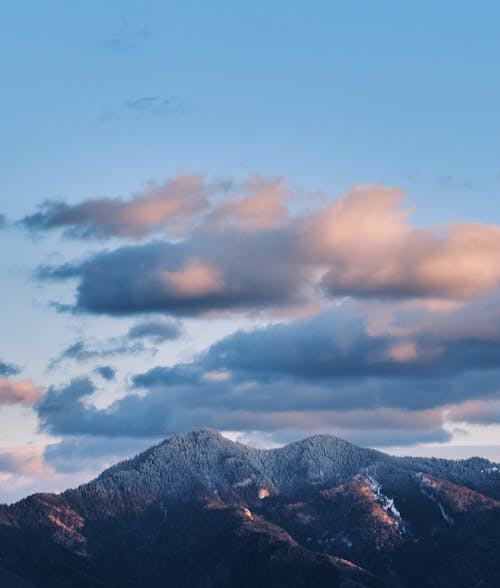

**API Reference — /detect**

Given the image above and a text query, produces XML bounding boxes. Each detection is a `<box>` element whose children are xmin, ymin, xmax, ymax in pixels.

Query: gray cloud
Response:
<box><xmin>49</xmin><ymin>338</ymin><xmax>145</xmax><ymax>369</ymax></box>
<box><xmin>99</xmin><ymin>95</ymin><xmax>184</xmax><ymax>124</ymax></box>
<box><xmin>437</xmin><ymin>172</ymin><xmax>473</xmax><ymax>191</ymax></box>
<box><xmin>198</xmin><ymin>304</ymin><xmax>500</xmax><ymax>384</ymax></box>
<box><xmin>233</xmin><ymin>426</ymin><xmax>452</xmax><ymax>450</ymax></box>
<box><xmin>38</xmin><ymin>232</ymin><xmax>306</xmax><ymax>316</ymax></box>
<box><xmin>127</xmin><ymin>318</ymin><xmax>182</xmax><ymax>343</ymax></box>
<box><xmin>35</xmin><ymin>374</ymin><xmax>457</xmax><ymax>447</ymax></box>
<box><xmin>0</xmin><ymin>360</ymin><xmax>20</xmax><ymax>377</ymax></box>
<box><xmin>34</xmin><ymin>301</ymin><xmax>500</xmax><ymax>445</ymax></box>
<box><xmin>37</xmin><ymin>378</ymin><xmax>100</xmax><ymax>436</ymax></box>
<box><xmin>94</xmin><ymin>365</ymin><xmax>116</xmax><ymax>381</ymax></box>
<box><xmin>44</xmin><ymin>435</ymin><xmax>155</xmax><ymax>473</ymax></box>
<box><xmin>49</xmin><ymin>319</ymin><xmax>184</xmax><ymax>372</ymax></box>
<box><xmin>125</xmin><ymin>96</ymin><xmax>183</xmax><ymax>117</ymax></box>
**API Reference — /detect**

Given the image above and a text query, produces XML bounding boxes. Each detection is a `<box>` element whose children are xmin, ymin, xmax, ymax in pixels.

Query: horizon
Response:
<box><xmin>2</xmin><ymin>1</ymin><xmax>500</xmax><ymax>503</ymax></box>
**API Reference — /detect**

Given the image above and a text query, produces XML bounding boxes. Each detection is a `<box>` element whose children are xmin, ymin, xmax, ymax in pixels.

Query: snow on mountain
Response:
<box><xmin>72</xmin><ymin>429</ymin><xmax>500</xmax><ymax>508</ymax></box>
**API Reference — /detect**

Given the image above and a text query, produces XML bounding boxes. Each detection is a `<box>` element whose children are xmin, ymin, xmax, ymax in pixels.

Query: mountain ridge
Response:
<box><xmin>0</xmin><ymin>429</ymin><xmax>499</xmax><ymax>587</ymax></box>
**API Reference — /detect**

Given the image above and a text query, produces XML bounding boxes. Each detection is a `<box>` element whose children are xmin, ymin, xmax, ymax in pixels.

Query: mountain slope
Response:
<box><xmin>0</xmin><ymin>429</ymin><xmax>499</xmax><ymax>587</ymax></box>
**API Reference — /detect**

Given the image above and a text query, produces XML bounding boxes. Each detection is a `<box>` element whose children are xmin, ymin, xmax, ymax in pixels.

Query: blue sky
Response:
<box><xmin>1</xmin><ymin>1</ymin><xmax>500</xmax><ymax>502</ymax></box>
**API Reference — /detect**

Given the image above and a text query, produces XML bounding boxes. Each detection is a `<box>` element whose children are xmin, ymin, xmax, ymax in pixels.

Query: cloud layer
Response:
<box><xmin>34</xmin><ymin>181</ymin><xmax>500</xmax><ymax>318</ymax></box>
<box><xmin>34</xmin><ymin>297</ymin><xmax>500</xmax><ymax>447</ymax></box>
<box><xmin>14</xmin><ymin>174</ymin><xmax>500</xmax><ymax>465</ymax></box>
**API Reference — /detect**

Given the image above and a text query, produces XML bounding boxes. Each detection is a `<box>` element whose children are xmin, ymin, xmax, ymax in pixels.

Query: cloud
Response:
<box><xmin>0</xmin><ymin>379</ymin><xmax>42</xmax><ymax>406</ymax></box>
<box><xmin>303</xmin><ymin>186</ymin><xmax>500</xmax><ymax>300</ymax></box>
<box><xmin>33</xmin><ymin>298</ymin><xmax>500</xmax><ymax>445</ymax></box>
<box><xmin>158</xmin><ymin>258</ymin><xmax>225</xmax><ymax>297</ymax></box>
<box><xmin>44</xmin><ymin>435</ymin><xmax>155</xmax><ymax>473</ymax></box>
<box><xmin>35</xmin><ymin>373</ymin><xmax>456</xmax><ymax>447</ymax></box>
<box><xmin>104</xmin><ymin>23</ymin><xmax>150</xmax><ymax>50</ymax></box>
<box><xmin>131</xmin><ymin>297</ymin><xmax>500</xmax><ymax>418</ymax></box>
<box><xmin>94</xmin><ymin>365</ymin><xmax>116</xmax><ymax>381</ymax></box>
<box><xmin>49</xmin><ymin>338</ymin><xmax>145</xmax><ymax>369</ymax></box>
<box><xmin>49</xmin><ymin>320</ymin><xmax>184</xmax><ymax>372</ymax></box>
<box><xmin>231</xmin><ymin>421</ymin><xmax>452</xmax><ymax>449</ymax></box>
<box><xmin>127</xmin><ymin>318</ymin><xmax>182</xmax><ymax>343</ymax></box>
<box><xmin>437</xmin><ymin>173</ymin><xmax>473</xmax><ymax>191</ymax></box>
<box><xmin>125</xmin><ymin>96</ymin><xmax>183</xmax><ymax>117</ymax></box>
<box><xmin>446</xmin><ymin>397</ymin><xmax>500</xmax><ymax>426</ymax></box>
<box><xmin>0</xmin><ymin>437</ymin><xmax>156</xmax><ymax>503</ymax></box>
<box><xmin>19</xmin><ymin>176</ymin><xmax>500</xmax><ymax>449</ymax></box>
<box><xmin>0</xmin><ymin>440</ymin><xmax>150</xmax><ymax>504</ymax></box>
<box><xmin>33</xmin><ymin>180</ymin><xmax>500</xmax><ymax>318</ymax></box>
<box><xmin>20</xmin><ymin>174</ymin><xmax>292</xmax><ymax>242</ymax></box>
<box><xmin>204</xmin><ymin>174</ymin><xmax>290</xmax><ymax>232</ymax></box>
<box><xmin>0</xmin><ymin>360</ymin><xmax>20</xmax><ymax>377</ymax></box>
<box><xmin>198</xmin><ymin>301</ymin><xmax>500</xmax><ymax>384</ymax></box>
<box><xmin>21</xmin><ymin>174</ymin><xmax>213</xmax><ymax>239</ymax></box>
<box><xmin>38</xmin><ymin>233</ymin><xmax>306</xmax><ymax>316</ymax></box>
<box><xmin>36</xmin><ymin>375</ymin><xmax>482</xmax><ymax>445</ymax></box>
<box><xmin>37</xmin><ymin>378</ymin><xmax>98</xmax><ymax>436</ymax></box>
<box><xmin>0</xmin><ymin>446</ymin><xmax>47</xmax><ymax>475</ymax></box>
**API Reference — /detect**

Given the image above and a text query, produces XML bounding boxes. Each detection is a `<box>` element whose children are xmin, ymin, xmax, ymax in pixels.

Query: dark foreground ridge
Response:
<box><xmin>0</xmin><ymin>429</ymin><xmax>499</xmax><ymax>587</ymax></box>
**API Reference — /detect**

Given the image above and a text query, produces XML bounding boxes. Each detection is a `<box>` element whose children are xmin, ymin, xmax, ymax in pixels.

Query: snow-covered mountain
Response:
<box><xmin>0</xmin><ymin>429</ymin><xmax>499</xmax><ymax>587</ymax></box>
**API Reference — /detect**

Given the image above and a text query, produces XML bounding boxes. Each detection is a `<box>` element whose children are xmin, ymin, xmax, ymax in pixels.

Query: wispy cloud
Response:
<box><xmin>48</xmin><ymin>338</ymin><xmax>146</xmax><ymax>370</ymax></box>
<box><xmin>98</xmin><ymin>95</ymin><xmax>185</xmax><ymax>124</ymax></box>
<box><xmin>103</xmin><ymin>22</ymin><xmax>150</xmax><ymax>50</ymax></box>
<box><xmin>127</xmin><ymin>318</ymin><xmax>182</xmax><ymax>343</ymax></box>
<box><xmin>125</xmin><ymin>96</ymin><xmax>183</xmax><ymax>117</ymax></box>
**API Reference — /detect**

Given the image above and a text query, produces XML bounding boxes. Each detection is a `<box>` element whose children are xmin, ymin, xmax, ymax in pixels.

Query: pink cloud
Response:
<box><xmin>0</xmin><ymin>446</ymin><xmax>49</xmax><ymax>475</ymax></box>
<box><xmin>251</xmin><ymin>407</ymin><xmax>446</xmax><ymax>431</ymax></box>
<box><xmin>299</xmin><ymin>185</ymin><xmax>500</xmax><ymax>301</ymax></box>
<box><xmin>0</xmin><ymin>379</ymin><xmax>42</xmax><ymax>406</ymax></box>
<box><xmin>446</xmin><ymin>398</ymin><xmax>500</xmax><ymax>426</ymax></box>
<box><xmin>206</xmin><ymin>174</ymin><xmax>290</xmax><ymax>232</ymax></box>
<box><xmin>35</xmin><ymin>178</ymin><xmax>500</xmax><ymax>317</ymax></box>
<box><xmin>159</xmin><ymin>258</ymin><xmax>225</xmax><ymax>297</ymax></box>
<box><xmin>384</xmin><ymin>342</ymin><xmax>419</xmax><ymax>362</ymax></box>
<box><xmin>22</xmin><ymin>173</ymin><xmax>214</xmax><ymax>239</ymax></box>
<box><xmin>116</xmin><ymin>174</ymin><xmax>210</xmax><ymax>237</ymax></box>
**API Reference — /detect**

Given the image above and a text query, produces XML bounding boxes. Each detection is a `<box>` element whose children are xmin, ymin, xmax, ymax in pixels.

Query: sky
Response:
<box><xmin>1</xmin><ymin>0</ymin><xmax>500</xmax><ymax>502</ymax></box>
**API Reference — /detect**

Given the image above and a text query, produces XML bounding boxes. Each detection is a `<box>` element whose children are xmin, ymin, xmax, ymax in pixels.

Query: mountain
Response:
<box><xmin>0</xmin><ymin>429</ymin><xmax>499</xmax><ymax>587</ymax></box>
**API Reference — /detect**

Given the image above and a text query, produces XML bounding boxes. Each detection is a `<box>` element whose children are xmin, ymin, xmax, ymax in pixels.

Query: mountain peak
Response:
<box><xmin>2</xmin><ymin>429</ymin><xmax>500</xmax><ymax>588</ymax></box>
<box><xmin>80</xmin><ymin>429</ymin><xmax>385</xmax><ymax>505</ymax></box>
<box><xmin>173</xmin><ymin>427</ymin><xmax>226</xmax><ymax>441</ymax></box>
<box><xmin>66</xmin><ymin>428</ymin><xmax>500</xmax><ymax>514</ymax></box>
